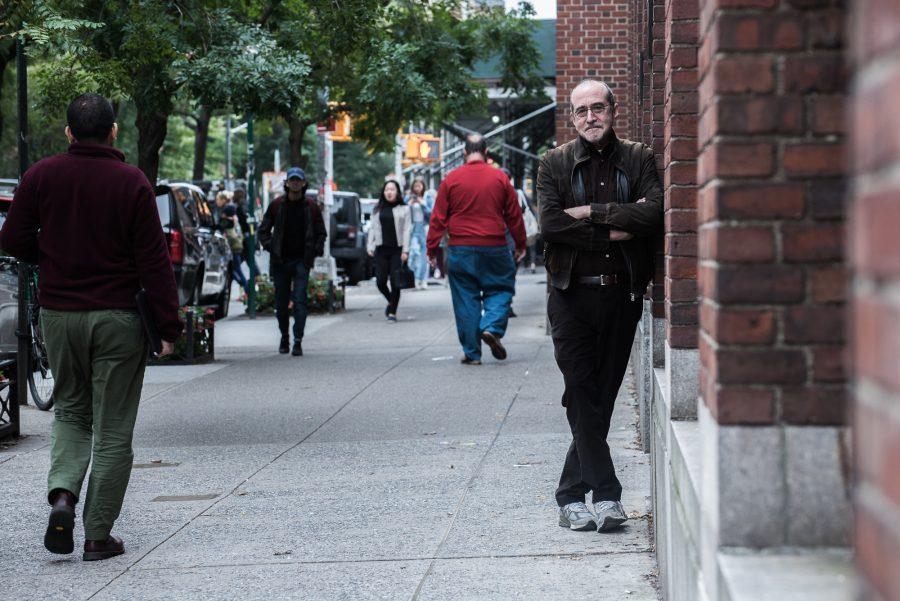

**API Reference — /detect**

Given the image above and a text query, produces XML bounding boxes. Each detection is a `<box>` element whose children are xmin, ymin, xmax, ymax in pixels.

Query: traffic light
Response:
<box><xmin>403</xmin><ymin>134</ymin><xmax>441</xmax><ymax>163</ymax></box>
<box><xmin>331</xmin><ymin>113</ymin><xmax>353</xmax><ymax>142</ymax></box>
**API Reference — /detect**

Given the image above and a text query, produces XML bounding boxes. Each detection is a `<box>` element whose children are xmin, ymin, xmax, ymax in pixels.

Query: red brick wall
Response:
<box><xmin>850</xmin><ymin>0</ymin><xmax>900</xmax><ymax>597</ymax></box>
<box><xmin>650</xmin><ymin>0</ymin><xmax>666</xmax><ymax>316</ymax></box>
<box><xmin>664</xmin><ymin>0</ymin><xmax>699</xmax><ymax>348</ymax></box>
<box><xmin>696</xmin><ymin>0</ymin><xmax>847</xmax><ymax>426</ymax></box>
<box><xmin>556</xmin><ymin>0</ymin><xmax>635</xmax><ymax>145</ymax></box>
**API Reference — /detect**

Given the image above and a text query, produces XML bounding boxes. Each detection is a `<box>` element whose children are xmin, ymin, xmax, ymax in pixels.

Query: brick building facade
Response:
<box><xmin>555</xmin><ymin>0</ymin><xmax>899</xmax><ymax>598</ymax></box>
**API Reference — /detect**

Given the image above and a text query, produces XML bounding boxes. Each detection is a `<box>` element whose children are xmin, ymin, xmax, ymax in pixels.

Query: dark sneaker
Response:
<box><xmin>292</xmin><ymin>341</ymin><xmax>303</xmax><ymax>356</ymax></box>
<box><xmin>83</xmin><ymin>535</ymin><xmax>124</xmax><ymax>561</ymax></box>
<box><xmin>387</xmin><ymin>314</ymin><xmax>397</xmax><ymax>322</ymax></box>
<box><xmin>594</xmin><ymin>500</ymin><xmax>628</xmax><ymax>532</ymax></box>
<box><xmin>44</xmin><ymin>490</ymin><xmax>75</xmax><ymax>554</ymax></box>
<box><xmin>279</xmin><ymin>336</ymin><xmax>289</xmax><ymax>354</ymax></box>
<box><xmin>558</xmin><ymin>502</ymin><xmax>597</xmax><ymax>531</ymax></box>
<box><xmin>460</xmin><ymin>356</ymin><xmax>482</xmax><ymax>366</ymax></box>
<box><xmin>480</xmin><ymin>331</ymin><xmax>507</xmax><ymax>360</ymax></box>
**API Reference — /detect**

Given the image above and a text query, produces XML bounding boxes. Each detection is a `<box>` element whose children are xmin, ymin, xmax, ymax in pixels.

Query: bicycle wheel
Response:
<box><xmin>27</xmin><ymin>291</ymin><xmax>54</xmax><ymax>411</ymax></box>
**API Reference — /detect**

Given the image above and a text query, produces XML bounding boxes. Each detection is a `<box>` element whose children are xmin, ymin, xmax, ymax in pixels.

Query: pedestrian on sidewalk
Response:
<box><xmin>219</xmin><ymin>203</ymin><xmax>250</xmax><ymax>299</ymax></box>
<box><xmin>0</xmin><ymin>93</ymin><xmax>182</xmax><ymax>561</ymax></box>
<box><xmin>406</xmin><ymin>179</ymin><xmax>430</xmax><ymax>289</ymax></box>
<box><xmin>539</xmin><ymin>79</ymin><xmax>662</xmax><ymax>533</ymax></box>
<box><xmin>367</xmin><ymin>180</ymin><xmax>411</xmax><ymax>322</ymax></box>
<box><xmin>258</xmin><ymin>167</ymin><xmax>327</xmax><ymax>356</ymax></box>
<box><xmin>427</xmin><ymin>135</ymin><xmax>526</xmax><ymax>365</ymax></box>
<box><xmin>232</xmin><ymin>187</ymin><xmax>255</xmax><ymax>269</ymax></box>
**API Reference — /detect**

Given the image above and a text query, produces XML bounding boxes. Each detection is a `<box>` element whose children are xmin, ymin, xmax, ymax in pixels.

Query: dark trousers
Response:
<box><xmin>375</xmin><ymin>246</ymin><xmax>403</xmax><ymax>314</ymax></box>
<box><xmin>272</xmin><ymin>259</ymin><xmax>309</xmax><ymax>340</ymax></box>
<box><xmin>548</xmin><ymin>283</ymin><xmax>642</xmax><ymax>506</ymax></box>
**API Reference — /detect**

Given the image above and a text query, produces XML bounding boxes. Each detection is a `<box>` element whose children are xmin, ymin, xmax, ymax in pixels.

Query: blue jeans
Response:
<box><xmin>231</xmin><ymin>255</ymin><xmax>250</xmax><ymax>295</ymax></box>
<box><xmin>447</xmin><ymin>246</ymin><xmax>516</xmax><ymax>361</ymax></box>
<box><xmin>271</xmin><ymin>259</ymin><xmax>309</xmax><ymax>340</ymax></box>
<box><xmin>409</xmin><ymin>223</ymin><xmax>429</xmax><ymax>282</ymax></box>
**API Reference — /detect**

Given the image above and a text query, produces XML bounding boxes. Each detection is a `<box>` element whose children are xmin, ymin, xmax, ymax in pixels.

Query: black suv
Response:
<box><xmin>155</xmin><ymin>183</ymin><xmax>233</xmax><ymax>318</ymax></box>
<box><xmin>306</xmin><ymin>190</ymin><xmax>369</xmax><ymax>284</ymax></box>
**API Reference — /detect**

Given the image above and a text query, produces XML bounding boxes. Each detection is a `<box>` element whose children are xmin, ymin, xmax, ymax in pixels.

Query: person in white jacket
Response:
<box><xmin>367</xmin><ymin>180</ymin><xmax>412</xmax><ymax>321</ymax></box>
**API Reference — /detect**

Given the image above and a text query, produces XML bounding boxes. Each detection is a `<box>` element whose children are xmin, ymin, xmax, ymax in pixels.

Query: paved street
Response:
<box><xmin>0</xmin><ymin>272</ymin><xmax>657</xmax><ymax>600</ymax></box>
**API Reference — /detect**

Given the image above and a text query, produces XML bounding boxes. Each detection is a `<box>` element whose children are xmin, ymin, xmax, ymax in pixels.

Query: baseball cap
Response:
<box><xmin>286</xmin><ymin>166</ymin><xmax>306</xmax><ymax>181</ymax></box>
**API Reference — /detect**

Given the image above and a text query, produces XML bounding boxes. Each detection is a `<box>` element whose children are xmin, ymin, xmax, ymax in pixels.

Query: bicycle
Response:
<box><xmin>23</xmin><ymin>264</ymin><xmax>54</xmax><ymax>410</ymax></box>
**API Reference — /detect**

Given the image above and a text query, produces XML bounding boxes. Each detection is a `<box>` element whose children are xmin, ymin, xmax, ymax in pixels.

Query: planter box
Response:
<box><xmin>150</xmin><ymin>307</ymin><xmax>215</xmax><ymax>366</ymax></box>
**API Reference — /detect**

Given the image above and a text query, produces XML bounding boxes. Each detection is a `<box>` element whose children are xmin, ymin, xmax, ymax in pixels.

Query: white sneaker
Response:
<box><xmin>558</xmin><ymin>502</ymin><xmax>597</xmax><ymax>531</ymax></box>
<box><xmin>593</xmin><ymin>500</ymin><xmax>628</xmax><ymax>532</ymax></box>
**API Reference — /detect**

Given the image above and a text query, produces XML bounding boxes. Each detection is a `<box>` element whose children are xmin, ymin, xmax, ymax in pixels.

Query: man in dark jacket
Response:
<box><xmin>538</xmin><ymin>79</ymin><xmax>663</xmax><ymax>534</ymax></box>
<box><xmin>0</xmin><ymin>93</ymin><xmax>182</xmax><ymax>561</ymax></box>
<box><xmin>258</xmin><ymin>167</ymin><xmax>327</xmax><ymax>356</ymax></box>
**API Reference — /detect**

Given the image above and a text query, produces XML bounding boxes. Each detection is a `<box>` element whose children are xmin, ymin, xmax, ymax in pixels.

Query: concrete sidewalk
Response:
<box><xmin>0</xmin><ymin>272</ymin><xmax>658</xmax><ymax>600</ymax></box>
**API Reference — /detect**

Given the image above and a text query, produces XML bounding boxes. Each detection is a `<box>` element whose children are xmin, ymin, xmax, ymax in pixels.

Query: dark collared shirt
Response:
<box><xmin>572</xmin><ymin>136</ymin><xmax>628</xmax><ymax>277</ymax></box>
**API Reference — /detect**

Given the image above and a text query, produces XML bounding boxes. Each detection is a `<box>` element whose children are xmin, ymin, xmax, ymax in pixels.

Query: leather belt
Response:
<box><xmin>576</xmin><ymin>274</ymin><xmax>620</xmax><ymax>286</ymax></box>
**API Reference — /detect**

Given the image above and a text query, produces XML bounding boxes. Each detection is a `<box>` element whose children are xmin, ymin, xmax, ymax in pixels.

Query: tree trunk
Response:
<box><xmin>0</xmin><ymin>42</ymin><xmax>16</xmax><ymax>144</ymax></box>
<box><xmin>192</xmin><ymin>105</ymin><xmax>212</xmax><ymax>181</ymax></box>
<box><xmin>287</xmin><ymin>115</ymin><xmax>310</xmax><ymax>169</ymax></box>
<box><xmin>135</xmin><ymin>108</ymin><xmax>168</xmax><ymax>184</ymax></box>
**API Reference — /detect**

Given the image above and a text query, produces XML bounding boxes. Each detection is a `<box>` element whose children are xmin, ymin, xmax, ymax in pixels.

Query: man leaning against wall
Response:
<box><xmin>538</xmin><ymin>79</ymin><xmax>663</xmax><ymax>533</ymax></box>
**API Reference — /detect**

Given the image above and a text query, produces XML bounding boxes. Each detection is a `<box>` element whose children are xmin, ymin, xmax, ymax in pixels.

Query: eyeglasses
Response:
<box><xmin>572</xmin><ymin>103</ymin><xmax>610</xmax><ymax>119</ymax></box>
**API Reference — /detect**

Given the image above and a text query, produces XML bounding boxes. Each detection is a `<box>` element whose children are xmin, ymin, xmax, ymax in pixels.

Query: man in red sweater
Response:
<box><xmin>427</xmin><ymin>135</ymin><xmax>526</xmax><ymax>364</ymax></box>
<box><xmin>1</xmin><ymin>93</ymin><xmax>182</xmax><ymax>561</ymax></box>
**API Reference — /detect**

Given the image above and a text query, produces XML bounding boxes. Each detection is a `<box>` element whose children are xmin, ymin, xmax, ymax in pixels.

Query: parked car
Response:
<box><xmin>360</xmin><ymin>197</ymin><xmax>377</xmax><ymax>235</ymax></box>
<box><xmin>306</xmin><ymin>190</ymin><xmax>370</xmax><ymax>284</ymax></box>
<box><xmin>155</xmin><ymin>183</ymin><xmax>233</xmax><ymax>318</ymax></box>
<box><xmin>0</xmin><ymin>179</ymin><xmax>15</xmax><ymax>231</ymax></box>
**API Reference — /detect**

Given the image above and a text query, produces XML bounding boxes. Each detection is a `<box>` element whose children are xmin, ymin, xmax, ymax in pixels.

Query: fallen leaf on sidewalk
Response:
<box><xmin>423</xmin><ymin>431</ymin><xmax>437</xmax><ymax>436</ymax></box>
<box><xmin>150</xmin><ymin>459</ymin><xmax>162</xmax><ymax>464</ymax></box>
<box><xmin>236</xmin><ymin>491</ymin><xmax>247</xmax><ymax>496</ymax></box>
<box><xmin>274</xmin><ymin>550</ymin><xmax>292</xmax><ymax>556</ymax></box>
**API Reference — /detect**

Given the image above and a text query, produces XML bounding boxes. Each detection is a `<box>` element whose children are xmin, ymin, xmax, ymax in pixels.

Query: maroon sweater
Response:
<box><xmin>427</xmin><ymin>160</ymin><xmax>526</xmax><ymax>255</ymax></box>
<box><xmin>0</xmin><ymin>143</ymin><xmax>183</xmax><ymax>342</ymax></box>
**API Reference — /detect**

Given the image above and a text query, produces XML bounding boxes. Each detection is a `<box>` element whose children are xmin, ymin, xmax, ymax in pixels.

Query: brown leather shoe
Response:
<box><xmin>44</xmin><ymin>489</ymin><xmax>76</xmax><ymax>554</ymax></box>
<box><xmin>83</xmin><ymin>535</ymin><xmax>124</xmax><ymax>561</ymax></box>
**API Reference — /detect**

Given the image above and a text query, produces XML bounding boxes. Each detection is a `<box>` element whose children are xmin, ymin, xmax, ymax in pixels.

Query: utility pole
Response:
<box><xmin>225</xmin><ymin>116</ymin><xmax>232</xmax><ymax>185</ymax></box>
<box><xmin>245</xmin><ymin>114</ymin><xmax>258</xmax><ymax>318</ymax></box>
<box><xmin>15</xmin><ymin>35</ymin><xmax>28</xmax><ymax>421</ymax></box>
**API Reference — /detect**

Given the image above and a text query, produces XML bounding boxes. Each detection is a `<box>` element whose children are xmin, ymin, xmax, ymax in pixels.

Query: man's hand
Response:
<box><xmin>428</xmin><ymin>255</ymin><xmax>437</xmax><ymax>268</ymax></box>
<box><xmin>515</xmin><ymin>248</ymin><xmax>527</xmax><ymax>262</ymax></box>
<box><xmin>564</xmin><ymin>205</ymin><xmax>592</xmax><ymax>220</ymax></box>
<box><xmin>401</xmin><ymin>252</ymin><xmax>409</xmax><ymax>262</ymax></box>
<box><xmin>367</xmin><ymin>250</ymin><xmax>374</xmax><ymax>257</ymax></box>
<box><xmin>159</xmin><ymin>340</ymin><xmax>175</xmax><ymax>357</ymax></box>
<box><xmin>610</xmin><ymin>230</ymin><xmax>634</xmax><ymax>241</ymax></box>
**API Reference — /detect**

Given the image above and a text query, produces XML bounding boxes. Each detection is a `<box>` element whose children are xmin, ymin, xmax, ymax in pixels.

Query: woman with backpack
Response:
<box><xmin>366</xmin><ymin>180</ymin><xmax>412</xmax><ymax>322</ymax></box>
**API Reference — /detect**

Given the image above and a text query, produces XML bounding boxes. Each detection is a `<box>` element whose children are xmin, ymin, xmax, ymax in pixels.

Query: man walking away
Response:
<box><xmin>258</xmin><ymin>167</ymin><xmax>327</xmax><ymax>356</ymax></box>
<box><xmin>539</xmin><ymin>79</ymin><xmax>663</xmax><ymax>533</ymax></box>
<box><xmin>427</xmin><ymin>135</ymin><xmax>526</xmax><ymax>365</ymax></box>
<box><xmin>0</xmin><ymin>93</ymin><xmax>182</xmax><ymax>560</ymax></box>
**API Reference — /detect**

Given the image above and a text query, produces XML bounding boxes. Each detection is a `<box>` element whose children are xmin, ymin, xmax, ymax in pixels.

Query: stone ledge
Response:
<box><xmin>718</xmin><ymin>550</ymin><xmax>856</xmax><ymax>601</ymax></box>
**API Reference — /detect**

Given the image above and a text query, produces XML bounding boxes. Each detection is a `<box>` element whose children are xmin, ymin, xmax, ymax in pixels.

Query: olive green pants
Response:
<box><xmin>41</xmin><ymin>308</ymin><xmax>147</xmax><ymax>540</ymax></box>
